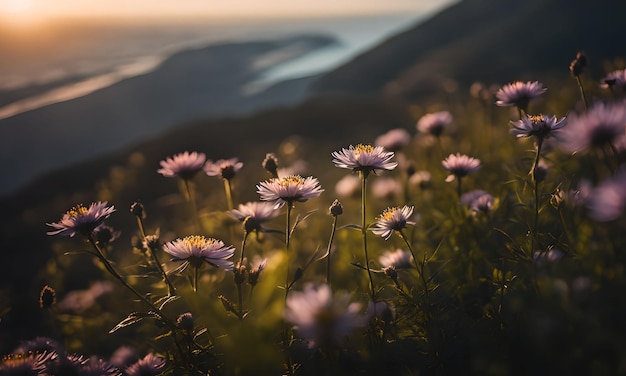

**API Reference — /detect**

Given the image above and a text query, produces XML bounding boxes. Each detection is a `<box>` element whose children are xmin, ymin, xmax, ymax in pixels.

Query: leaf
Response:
<box><xmin>338</xmin><ymin>224</ymin><xmax>362</xmax><ymax>231</ymax></box>
<box><xmin>156</xmin><ymin>295</ymin><xmax>180</xmax><ymax>310</ymax></box>
<box><xmin>109</xmin><ymin>312</ymin><xmax>158</xmax><ymax>333</ymax></box>
<box><xmin>290</xmin><ymin>209</ymin><xmax>319</xmax><ymax>236</ymax></box>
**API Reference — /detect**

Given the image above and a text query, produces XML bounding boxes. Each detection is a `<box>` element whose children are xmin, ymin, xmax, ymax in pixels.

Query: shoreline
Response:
<box><xmin>0</xmin><ymin>35</ymin><xmax>334</xmax><ymax>195</ymax></box>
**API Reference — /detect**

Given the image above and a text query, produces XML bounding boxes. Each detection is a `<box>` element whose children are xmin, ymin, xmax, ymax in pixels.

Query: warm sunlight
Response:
<box><xmin>0</xmin><ymin>0</ymin><xmax>42</xmax><ymax>26</ymax></box>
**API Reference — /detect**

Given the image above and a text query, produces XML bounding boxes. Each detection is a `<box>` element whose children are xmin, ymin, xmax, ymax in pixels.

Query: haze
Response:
<box><xmin>0</xmin><ymin>0</ymin><xmax>454</xmax><ymax>24</ymax></box>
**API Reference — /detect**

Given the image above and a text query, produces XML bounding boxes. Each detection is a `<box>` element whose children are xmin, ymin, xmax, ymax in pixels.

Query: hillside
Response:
<box><xmin>311</xmin><ymin>0</ymin><xmax>626</xmax><ymax>98</ymax></box>
<box><xmin>0</xmin><ymin>35</ymin><xmax>334</xmax><ymax>195</ymax></box>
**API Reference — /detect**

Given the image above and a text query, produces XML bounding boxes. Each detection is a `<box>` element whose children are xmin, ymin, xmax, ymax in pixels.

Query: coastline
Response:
<box><xmin>0</xmin><ymin>35</ymin><xmax>334</xmax><ymax>196</ymax></box>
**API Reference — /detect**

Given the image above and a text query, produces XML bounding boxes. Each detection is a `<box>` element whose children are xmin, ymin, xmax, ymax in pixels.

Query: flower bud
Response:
<box><xmin>39</xmin><ymin>285</ymin><xmax>56</xmax><ymax>309</ymax></box>
<box><xmin>176</xmin><ymin>312</ymin><xmax>194</xmax><ymax>332</ymax></box>
<box><xmin>262</xmin><ymin>153</ymin><xmax>279</xmax><ymax>177</ymax></box>
<box><xmin>130</xmin><ymin>201</ymin><xmax>145</xmax><ymax>218</ymax></box>
<box><xmin>329</xmin><ymin>199</ymin><xmax>343</xmax><ymax>217</ymax></box>
<box><xmin>234</xmin><ymin>263</ymin><xmax>247</xmax><ymax>285</ymax></box>
<box><xmin>569</xmin><ymin>51</ymin><xmax>587</xmax><ymax>77</ymax></box>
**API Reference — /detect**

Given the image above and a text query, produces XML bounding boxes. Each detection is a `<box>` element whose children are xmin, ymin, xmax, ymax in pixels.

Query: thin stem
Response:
<box><xmin>135</xmin><ymin>216</ymin><xmax>176</xmax><ymax>296</ymax></box>
<box><xmin>360</xmin><ymin>172</ymin><xmax>376</xmax><ymax>302</ymax></box>
<box><xmin>193</xmin><ymin>266</ymin><xmax>199</xmax><ymax>293</ymax></box>
<box><xmin>326</xmin><ymin>215</ymin><xmax>338</xmax><ymax>287</ymax></box>
<box><xmin>531</xmin><ymin>138</ymin><xmax>544</xmax><ymax>254</ymax></box>
<box><xmin>224</xmin><ymin>178</ymin><xmax>234</xmax><ymax>211</ymax></box>
<box><xmin>399</xmin><ymin>231</ymin><xmax>430</xmax><ymax>309</ymax></box>
<box><xmin>456</xmin><ymin>177</ymin><xmax>463</xmax><ymax>198</ymax></box>
<box><xmin>575</xmin><ymin>75</ymin><xmax>588</xmax><ymax>111</ymax></box>
<box><xmin>240</xmin><ymin>231</ymin><xmax>250</xmax><ymax>265</ymax></box>
<box><xmin>237</xmin><ymin>282</ymin><xmax>244</xmax><ymax>321</ymax></box>
<box><xmin>183</xmin><ymin>179</ymin><xmax>201</xmax><ymax>232</ymax></box>
<box><xmin>285</xmin><ymin>203</ymin><xmax>293</xmax><ymax>298</ymax></box>
<box><xmin>86</xmin><ymin>234</ymin><xmax>176</xmax><ymax>330</ymax></box>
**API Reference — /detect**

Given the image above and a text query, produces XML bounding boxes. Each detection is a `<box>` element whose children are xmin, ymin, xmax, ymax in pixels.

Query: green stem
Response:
<box><xmin>456</xmin><ymin>177</ymin><xmax>463</xmax><ymax>198</ymax></box>
<box><xmin>326</xmin><ymin>215</ymin><xmax>338</xmax><ymax>287</ymax></box>
<box><xmin>224</xmin><ymin>178</ymin><xmax>234</xmax><ymax>211</ymax></box>
<box><xmin>360</xmin><ymin>172</ymin><xmax>376</xmax><ymax>302</ymax></box>
<box><xmin>183</xmin><ymin>179</ymin><xmax>201</xmax><ymax>232</ymax></box>
<box><xmin>399</xmin><ymin>231</ymin><xmax>430</xmax><ymax>310</ymax></box>
<box><xmin>136</xmin><ymin>216</ymin><xmax>176</xmax><ymax>296</ymax></box>
<box><xmin>240</xmin><ymin>231</ymin><xmax>250</xmax><ymax>265</ymax></box>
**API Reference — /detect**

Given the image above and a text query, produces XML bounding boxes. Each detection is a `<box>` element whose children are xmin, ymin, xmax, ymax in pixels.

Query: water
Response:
<box><xmin>0</xmin><ymin>9</ymin><xmax>450</xmax><ymax>119</ymax></box>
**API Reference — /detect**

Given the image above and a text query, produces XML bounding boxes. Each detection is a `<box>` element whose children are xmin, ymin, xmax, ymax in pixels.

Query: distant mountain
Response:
<box><xmin>0</xmin><ymin>35</ymin><xmax>334</xmax><ymax>196</ymax></box>
<box><xmin>311</xmin><ymin>0</ymin><xmax>626</xmax><ymax>98</ymax></box>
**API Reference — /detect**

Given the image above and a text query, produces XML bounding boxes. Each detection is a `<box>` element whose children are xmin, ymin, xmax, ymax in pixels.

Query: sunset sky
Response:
<box><xmin>0</xmin><ymin>0</ymin><xmax>453</xmax><ymax>24</ymax></box>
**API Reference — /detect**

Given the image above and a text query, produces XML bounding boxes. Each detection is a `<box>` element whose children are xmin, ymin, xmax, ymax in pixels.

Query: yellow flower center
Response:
<box><xmin>354</xmin><ymin>144</ymin><xmax>374</xmax><ymax>157</ymax></box>
<box><xmin>278</xmin><ymin>175</ymin><xmax>304</xmax><ymax>187</ymax></box>
<box><xmin>183</xmin><ymin>235</ymin><xmax>215</xmax><ymax>248</ymax></box>
<box><xmin>529</xmin><ymin>115</ymin><xmax>544</xmax><ymax>124</ymax></box>
<box><xmin>67</xmin><ymin>204</ymin><xmax>88</xmax><ymax>217</ymax></box>
<box><xmin>380</xmin><ymin>207</ymin><xmax>399</xmax><ymax>221</ymax></box>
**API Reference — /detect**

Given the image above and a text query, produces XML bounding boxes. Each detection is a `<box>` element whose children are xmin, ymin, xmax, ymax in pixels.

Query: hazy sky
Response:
<box><xmin>0</xmin><ymin>0</ymin><xmax>454</xmax><ymax>24</ymax></box>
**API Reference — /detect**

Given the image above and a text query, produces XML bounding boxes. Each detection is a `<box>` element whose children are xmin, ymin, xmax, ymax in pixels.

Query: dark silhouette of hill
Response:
<box><xmin>311</xmin><ymin>0</ymin><xmax>626</xmax><ymax>98</ymax></box>
<box><xmin>0</xmin><ymin>35</ymin><xmax>334</xmax><ymax>195</ymax></box>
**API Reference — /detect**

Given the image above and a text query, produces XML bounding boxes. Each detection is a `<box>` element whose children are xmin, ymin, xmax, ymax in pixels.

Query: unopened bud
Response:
<box><xmin>383</xmin><ymin>266</ymin><xmax>398</xmax><ymax>284</ymax></box>
<box><xmin>234</xmin><ymin>263</ymin><xmax>247</xmax><ymax>285</ymax></box>
<box><xmin>130</xmin><ymin>201</ymin><xmax>145</xmax><ymax>218</ymax></box>
<box><xmin>329</xmin><ymin>199</ymin><xmax>343</xmax><ymax>217</ymax></box>
<box><xmin>176</xmin><ymin>312</ymin><xmax>194</xmax><ymax>332</ymax></box>
<box><xmin>569</xmin><ymin>51</ymin><xmax>587</xmax><ymax>77</ymax></box>
<box><xmin>39</xmin><ymin>285</ymin><xmax>56</xmax><ymax>309</ymax></box>
<box><xmin>262</xmin><ymin>153</ymin><xmax>279</xmax><ymax>177</ymax></box>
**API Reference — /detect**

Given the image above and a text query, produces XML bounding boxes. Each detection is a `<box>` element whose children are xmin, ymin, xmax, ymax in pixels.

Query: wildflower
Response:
<box><xmin>569</xmin><ymin>52</ymin><xmax>587</xmax><ymax>77</ymax></box>
<box><xmin>39</xmin><ymin>285</ymin><xmax>56</xmax><ymax>309</ymax></box>
<box><xmin>559</xmin><ymin>101</ymin><xmax>626</xmax><ymax>153</ymax></box>
<box><xmin>163</xmin><ymin>235</ymin><xmax>235</xmax><ymax>271</ymax></box>
<box><xmin>57</xmin><ymin>281</ymin><xmax>114</xmax><ymax>314</ymax></box>
<box><xmin>495</xmin><ymin>81</ymin><xmax>546</xmax><ymax>113</ymax></box>
<box><xmin>371</xmin><ymin>177</ymin><xmax>402</xmax><ymax>200</ymax></box>
<box><xmin>109</xmin><ymin>346</ymin><xmax>138</xmax><ymax>369</ymax></box>
<box><xmin>142</xmin><ymin>231</ymin><xmax>160</xmax><ymax>251</ymax></box>
<box><xmin>461</xmin><ymin>190</ymin><xmax>495</xmax><ymax>213</ymax></box>
<box><xmin>0</xmin><ymin>353</ymin><xmax>48</xmax><ymax>375</ymax></box>
<box><xmin>284</xmin><ymin>284</ymin><xmax>364</xmax><ymax>346</ymax></box>
<box><xmin>587</xmin><ymin>169</ymin><xmax>626</xmax><ymax>221</ymax></box>
<box><xmin>47</xmin><ymin>202</ymin><xmax>115</xmax><ymax>237</ymax></box>
<box><xmin>510</xmin><ymin>114</ymin><xmax>567</xmax><ymax>140</ymax></box>
<box><xmin>157</xmin><ymin>151</ymin><xmax>206</xmax><ymax>180</ymax></box>
<box><xmin>379</xmin><ymin>249</ymin><xmax>413</xmax><ymax>269</ymax></box>
<box><xmin>601</xmin><ymin>69</ymin><xmax>626</xmax><ymax>90</ymax></box>
<box><xmin>371</xmin><ymin>206</ymin><xmax>416</xmax><ymax>240</ymax></box>
<box><xmin>442</xmin><ymin>153</ymin><xmax>481</xmax><ymax>182</ymax></box>
<box><xmin>331</xmin><ymin>144</ymin><xmax>397</xmax><ymax>177</ymax></box>
<box><xmin>79</xmin><ymin>356</ymin><xmax>122</xmax><ymax>376</ymax></box>
<box><xmin>125</xmin><ymin>354</ymin><xmax>166</xmax><ymax>376</ymax></box>
<box><xmin>408</xmin><ymin>170</ymin><xmax>432</xmax><ymax>189</ymax></box>
<box><xmin>229</xmin><ymin>201</ymin><xmax>280</xmax><ymax>233</ymax></box>
<box><xmin>204</xmin><ymin>158</ymin><xmax>243</xmax><ymax>180</ymax></box>
<box><xmin>335</xmin><ymin>174</ymin><xmax>361</xmax><ymax>198</ymax></box>
<box><xmin>375</xmin><ymin>128</ymin><xmax>411</xmax><ymax>152</ymax></box>
<box><xmin>277</xmin><ymin>160</ymin><xmax>308</xmax><ymax>178</ymax></box>
<box><xmin>256</xmin><ymin>175</ymin><xmax>324</xmax><ymax>208</ymax></box>
<box><xmin>416</xmin><ymin>111</ymin><xmax>453</xmax><ymax>137</ymax></box>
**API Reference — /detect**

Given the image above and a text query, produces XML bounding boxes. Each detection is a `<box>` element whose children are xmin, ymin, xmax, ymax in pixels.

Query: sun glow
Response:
<box><xmin>0</xmin><ymin>0</ymin><xmax>43</xmax><ymax>26</ymax></box>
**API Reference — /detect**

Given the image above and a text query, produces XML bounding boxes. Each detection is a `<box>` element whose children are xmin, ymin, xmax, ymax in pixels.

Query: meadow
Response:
<box><xmin>2</xmin><ymin>52</ymin><xmax>626</xmax><ymax>375</ymax></box>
